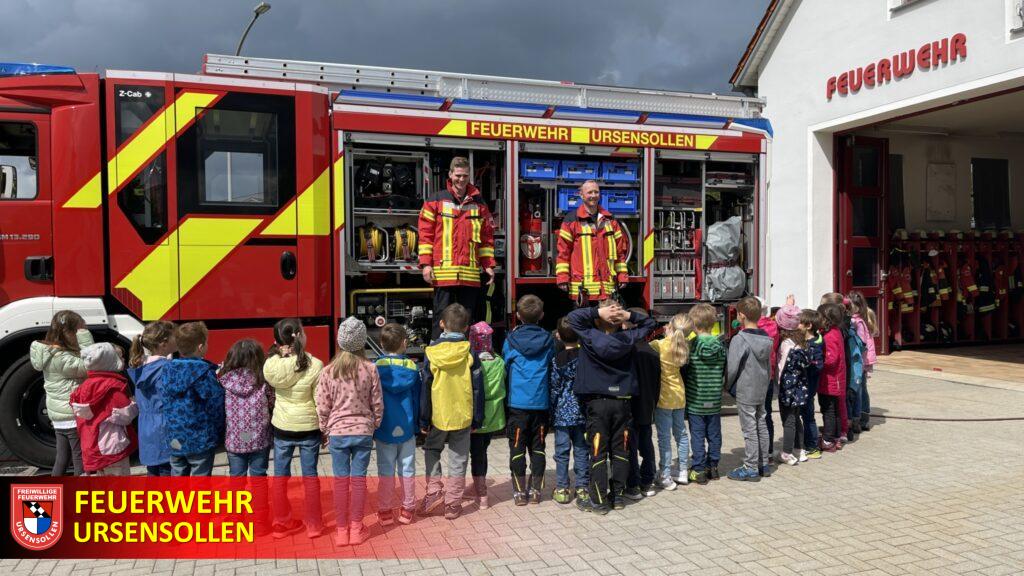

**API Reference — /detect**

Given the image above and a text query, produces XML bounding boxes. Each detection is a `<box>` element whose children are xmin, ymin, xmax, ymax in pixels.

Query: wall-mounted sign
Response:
<box><xmin>826</xmin><ymin>33</ymin><xmax>967</xmax><ymax>101</ymax></box>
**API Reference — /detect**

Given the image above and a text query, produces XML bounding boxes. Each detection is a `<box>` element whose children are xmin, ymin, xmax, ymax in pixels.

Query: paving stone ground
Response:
<box><xmin>4</xmin><ymin>367</ymin><xmax>1023</xmax><ymax>575</ymax></box>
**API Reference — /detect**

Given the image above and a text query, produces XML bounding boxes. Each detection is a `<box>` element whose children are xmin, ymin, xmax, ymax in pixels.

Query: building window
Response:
<box><xmin>971</xmin><ymin>158</ymin><xmax>1010</xmax><ymax>229</ymax></box>
<box><xmin>1010</xmin><ymin>0</ymin><xmax>1024</xmax><ymax>34</ymax></box>
<box><xmin>177</xmin><ymin>92</ymin><xmax>295</xmax><ymax>216</ymax></box>
<box><xmin>0</xmin><ymin>122</ymin><xmax>38</xmax><ymax>200</ymax></box>
<box><xmin>889</xmin><ymin>0</ymin><xmax>936</xmax><ymax>14</ymax></box>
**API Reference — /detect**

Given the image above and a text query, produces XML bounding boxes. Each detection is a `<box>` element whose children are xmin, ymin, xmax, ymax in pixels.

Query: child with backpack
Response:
<box><xmin>775</xmin><ymin>305</ymin><xmax>811</xmax><ymax>466</ymax></box>
<box><xmin>70</xmin><ymin>343</ymin><xmax>137</xmax><ymax>476</ymax></box>
<box><xmin>847</xmin><ymin>291</ymin><xmax>878</xmax><ymax>434</ymax></box>
<box><xmin>468</xmin><ymin>321</ymin><xmax>506</xmax><ymax>510</ymax></box>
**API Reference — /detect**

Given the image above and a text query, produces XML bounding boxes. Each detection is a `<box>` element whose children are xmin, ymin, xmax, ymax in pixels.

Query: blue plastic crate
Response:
<box><xmin>601</xmin><ymin>161</ymin><xmax>640</xmax><ymax>182</ymax></box>
<box><xmin>602</xmin><ymin>189</ymin><xmax>640</xmax><ymax>215</ymax></box>
<box><xmin>560</xmin><ymin>160</ymin><xmax>600</xmax><ymax>181</ymax></box>
<box><xmin>519</xmin><ymin>158</ymin><xmax>558</xmax><ymax>180</ymax></box>
<box><xmin>557</xmin><ymin>187</ymin><xmax>583</xmax><ymax>213</ymax></box>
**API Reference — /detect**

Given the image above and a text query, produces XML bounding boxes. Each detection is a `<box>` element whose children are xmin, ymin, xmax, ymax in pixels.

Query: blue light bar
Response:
<box><xmin>0</xmin><ymin>62</ymin><xmax>76</xmax><ymax>77</ymax></box>
<box><xmin>550</xmin><ymin>106</ymin><xmax>641</xmax><ymax>123</ymax></box>
<box><xmin>335</xmin><ymin>89</ymin><xmax>445</xmax><ymax>110</ymax></box>
<box><xmin>645</xmin><ymin>112</ymin><xmax>729</xmax><ymax>130</ymax></box>
<box><xmin>448</xmin><ymin>99</ymin><xmax>548</xmax><ymax>117</ymax></box>
<box><xmin>730</xmin><ymin>117</ymin><xmax>774</xmax><ymax>138</ymax></box>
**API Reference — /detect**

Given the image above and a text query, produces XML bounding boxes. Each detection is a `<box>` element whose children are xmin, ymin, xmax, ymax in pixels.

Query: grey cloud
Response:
<box><xmin>5</xmin><ymin>0</ymin><xmax>769</xmax><ymax>94</ymax></box>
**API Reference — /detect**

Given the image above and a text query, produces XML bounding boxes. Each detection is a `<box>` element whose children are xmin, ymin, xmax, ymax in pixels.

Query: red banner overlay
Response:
<box><xmin>0</xmin><ymin>476</ymin><xmax>515</xmax><ymax>559</ymax></box>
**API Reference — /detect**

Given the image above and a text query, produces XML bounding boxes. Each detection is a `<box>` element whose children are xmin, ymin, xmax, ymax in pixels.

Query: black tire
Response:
<box><xmin>0</xmin><ymin>356</ymin><xmax>56</xmax><ymax>468</ymax></box>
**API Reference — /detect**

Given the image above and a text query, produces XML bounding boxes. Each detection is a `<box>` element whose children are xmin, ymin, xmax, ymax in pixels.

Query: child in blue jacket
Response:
<box><xmin>373</xmin><ymin>323</ymin><xmax>421</xmax><ymax>527</ymax></box>
<box><xmin>162</xmin><ymin>322</ymin><xmax>224</xmax><ymax>476</ymax></box>
<box><xmin>503</xmin><ymin>294</ymin><xmax>555</xmax><ymax>505</ymax></box>
<box><xmin>126</xmin><ymin>320</ymin><xmax>177</xmax><ymax>476</ymax></box>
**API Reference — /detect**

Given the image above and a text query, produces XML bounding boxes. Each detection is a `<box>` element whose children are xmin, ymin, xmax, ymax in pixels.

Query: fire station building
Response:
<box><xmin>732</xmin><ymin>0</ymin><xmax>1024</xmax><ymax>352</ymax></box>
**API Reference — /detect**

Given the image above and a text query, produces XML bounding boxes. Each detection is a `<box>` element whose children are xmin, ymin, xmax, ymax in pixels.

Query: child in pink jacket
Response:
<box><xmin>316</xmin><ymin>317</ymin><xmax>383</xmax><ymax>547</ymax></box>
<box><xmin>816</xmin><ymin>303</ymin><xmax>846</xmax><ymax>452</ymax></box>
<box><xmin>847</xmin><ymin>291</ymin><xmax>877</xmax><ymax>433</ymax></box>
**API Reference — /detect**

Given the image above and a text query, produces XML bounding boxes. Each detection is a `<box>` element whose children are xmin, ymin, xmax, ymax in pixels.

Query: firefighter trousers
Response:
<box><xmin>431</xmin><ymin>285</ymin><xmax>481</xmax><ymax>339</ymax></box>
<box><xmin>507</xmin><ymin>408</ymin><xmax>547</xmax><ymax>494</ymax></box>
<box><xmin>584</xmin><ymin>397</ymin><xmax>632</xmax><ymax>508</ymax></box>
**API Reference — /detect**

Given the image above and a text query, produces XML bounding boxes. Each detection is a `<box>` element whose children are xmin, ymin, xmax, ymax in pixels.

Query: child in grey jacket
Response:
<box><xmin>726</xmin><ymin>297</ymin><xmax>774</xmax><ymax>482</ymax></box>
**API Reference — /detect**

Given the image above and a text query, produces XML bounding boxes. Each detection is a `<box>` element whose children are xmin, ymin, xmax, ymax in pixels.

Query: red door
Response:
<box><xmin>0</xmin><ymin>115</ymin><xmax>52</xmax><ymax>305</ymax></box>
<box><xmin>838</xmin><ymin>135</ymin><xmax>887</xmax><ymax>351</ymax></box>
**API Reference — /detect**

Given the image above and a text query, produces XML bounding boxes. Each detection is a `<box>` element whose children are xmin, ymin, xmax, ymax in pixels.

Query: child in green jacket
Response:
<box><xmin>468</xmin><ymin>321</ymin><xmax>506</xmax><ymax>509</ymax></box>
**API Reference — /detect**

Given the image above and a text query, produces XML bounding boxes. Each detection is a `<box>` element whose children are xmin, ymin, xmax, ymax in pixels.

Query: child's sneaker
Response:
<box><xmin>758</xmin><ymin>465</ymin><xmax>774</xmax><ymax>478</ymax></box>
<box><xmin>819</xmin><ymin>438</ymin><xmax>837</xmax><ymax>453</ymax></box>
<box><xmin>804</xmin><ymin>448</ymin><xmax>823</xmax><ymax>459</ymax></box>
<box><xmin>688</xmin><ymin>469</ymin><xmax>708</xmax><ymax>485</ymax></box>
<box><xmin>779</xmin><ymin>452</ymin><xmax>799</xmax><ymax>466</ymax></box>
<box><xmin>398</xmin><ymin>507</ymin><xmax>414</xmax><ymax>525</ymax></box>
<box><xmin>727</xmin><ymin>466</ymin><xmax>761</xmax><ymax>482</ymax></box>
<box><xmin>591</xmin><ymin>502</ymin><xmax>610</xmax><ymax>515</ymax></box>
<box><xmin>708</xmin><ymin>466</ymin><xmax>720</xmax><ymax>480</ymax></box>
<box><xmin>658</xmin><ymin>476</ymin><xmax>677</xmax><ymax>491</ymax></box>
<box><xmin>798</xmin><ymin>450</ymin><xmax>810</xmax><ymax>462</ymax></box>
<box><xmin>272</xmin><ymin>519</ymin><xmax>304</xmax><ymax>539</ymax></box>
<box><xmin>478</xmin><ymin>494</ymin><xmax>490</xmax><ymax>509</ymax></box>
<box><xmin>443</xmin><ymin>503</ymin><xmax>462</xmax><ymax>520</ymax></box>
<box><xmin>553</xmin><ymin>487</ymin><xmax>573</xmax><ymax>504</ymax></box>
<box><xmin>641</xmin><ymin>484</ymin><xmax>657</xmax><ymax>497</ymax></box>
<box><xmin>306</xmin><ymin>525</ymin><xmax>327</xmax><ymax>539</ymax></box>
<box><xmin>674</xmin><ymin>471</ymin><xmax>689</xmax><ymax>485</ymax></box>
<box><xmin>575</xmin><ymin>489</ymin><xmax>591</xmax><ymax>512</ymax></box>
<box><xmin>378</xmin><ymin>509</ymin><xmax>395</xmax><ymax>526</ymax></box>
<box><xmin>624</xmin><ymin>486</ymin><xmax>644</xmax><ymax>501</ymax></box>
<box><xmin>512</xmin><ymin>491</ymin><xmax>529</xmax><ymax>506</ymax></box>
<box><xmin>612</xmin><ymin>491</ymin><xmax>626</xmax><ymax>510</ymax></box>
<box><xmin>349</xmin><ymin>522</ymin><xmax>368</xmax><ymax>545</ymax></box>
<box><xmin>332</xmin><ymin>527</ymin><xmax>349</xmax><ymax>547</ymax></box>
<box><xmin>529</xmin><ymin>489</ymin><xmax>541</xmax><ymax>504</ymax></box>
<box><xmin>418</xmin><ymin>491</ymin><xmax>444</xmax><ymax>516</ymax></box>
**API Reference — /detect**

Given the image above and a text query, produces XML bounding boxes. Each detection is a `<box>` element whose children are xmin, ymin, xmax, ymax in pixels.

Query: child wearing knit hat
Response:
<box><xmin>467</xmin><ymin>321</ymin><xmax>507</xmax><ymax>510</ymax></box>
<box><xmin>70</xmin><ymin>343</ymin><xmax>138</xmax><ymax>476</ymax></box>
<box><xmin>316</xmin><ymin>317</ymin><xmax>383</xmax><ymax>547</ymax></box>
<box><xmin>775</xmin><ymin>305</ymin><xmax>813</xmax><ymax>466</ymax></box>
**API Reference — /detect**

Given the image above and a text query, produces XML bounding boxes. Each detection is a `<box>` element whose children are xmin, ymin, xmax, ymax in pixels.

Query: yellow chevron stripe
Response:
<box><xmin>62</xmin><ymin>173</ymin><xmax>102</xmax><ymax>209</ymax></box>
<box><xmin>109</xmin><ymin>91</ymin><xmax>220</xmax><ymax>195</ymax></box>
<box><xmin>115</xmin><ymin>217</ymin><xmax>260</xmax><ymax>320</ymax></box>
<box><xmin>695</xmin><ymin>135</ymin><xmax>719</xmax><ymax>150</ymax></box>
<box><xmin>438</xmin><ymin>120</ymin><xmax>467</xmax><ymax>137</ymax></box>
<box><xmin>333</xmin><ymin>156</ymin><xmax>345</xmax><ymax>232</ymax></box>
<box><xmin>298</xmin><ymin>167</ymin><xmax>330</xmax><ymax>236</ymax></box>
<box><xmin>643</xmin><ymin>231</ymin><xmax>655</xmax><ymax>268</ymax></box>
<box><xmin>262</xmin><ymin>167</ymin><xmax>331</xmax><ymax>236</ymax></box>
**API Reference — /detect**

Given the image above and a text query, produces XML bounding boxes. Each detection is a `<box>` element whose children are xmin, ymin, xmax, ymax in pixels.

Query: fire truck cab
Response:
<box><xmin>0</xmin><ymin>57</ymin><xmax>769</xmax><ymax>467</ymax></box>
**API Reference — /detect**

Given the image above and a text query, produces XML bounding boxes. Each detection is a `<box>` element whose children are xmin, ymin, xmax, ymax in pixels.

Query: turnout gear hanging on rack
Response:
<box><xmin>974</xmin><ymin>254</ymin><xmax>996</xmax><ymax>314</ymax></box>
<box><xmin>418</xmin><ymin>181</ymin><xmax>496</xmax><ymax>287</ymax></box>
<box><xmin>555</xmin><ymin>204</ymin><xmax>630</xmax><ymax>303</ymax></box>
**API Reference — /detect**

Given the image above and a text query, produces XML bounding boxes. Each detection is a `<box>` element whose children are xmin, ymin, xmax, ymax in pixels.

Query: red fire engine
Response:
<box><xmin>0</xmin><ymin>56</ymin><xmax>770</xmax><ymax>467</ymax></box>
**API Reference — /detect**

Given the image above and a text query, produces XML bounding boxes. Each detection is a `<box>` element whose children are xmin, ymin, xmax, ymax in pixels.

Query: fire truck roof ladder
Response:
<box><xmin>204</xmin><ymin>54</ymin><xmax>765</xmax><ymax>120</ymax></box>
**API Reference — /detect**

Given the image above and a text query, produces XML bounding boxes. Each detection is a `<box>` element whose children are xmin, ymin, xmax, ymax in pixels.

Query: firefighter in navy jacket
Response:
<box><xmin>556</xmin><ymin>180</ymin><xmax>630</xmax><ymax>304</ymax></box>
<box><xmin>418</xmin><ymin>157</ymin><xmax>496</xmax><ymax>338</ymax></box>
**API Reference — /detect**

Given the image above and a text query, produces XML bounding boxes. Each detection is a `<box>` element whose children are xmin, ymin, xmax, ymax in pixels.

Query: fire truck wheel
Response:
<box><xmin>0</xmin><ymin>356</ymin><xmax>56</xmax><ymax>469</ymax></box>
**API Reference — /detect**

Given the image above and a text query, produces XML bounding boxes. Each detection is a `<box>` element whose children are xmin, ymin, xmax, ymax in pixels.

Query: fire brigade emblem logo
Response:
<box><xmin>10</xmin><ymin>484</ymin><xmax>63</xmax><ymax>551</ymax></box>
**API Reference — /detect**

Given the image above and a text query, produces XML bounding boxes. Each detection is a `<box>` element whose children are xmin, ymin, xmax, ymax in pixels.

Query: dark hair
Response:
<box><xmin>42</xmin><ymin>310</ymin><xmax>86</xmax><ymax>353</ymax></box>
<box><xmin>516</xmin><ymin>294</ymin><xmax>544</xmax><ymax>324</ymax></box>
<box><xmin>175</xmin><ymin>322</ymin><xmax>208</xmax><ymax>357</ymax></box>
<box><xmin>218</xmin><ymin>339</ymin><xmax>267</xmax><ymax>381</ymax></box>
<box><xmin>440</xmin><ymin>303</ymin><xmax>470</xmax><ymax>334</ymax></box>
<box><xmin>798</xmin><ymin>309</ymin><xmax>822</xmax><ymax>337</ymax></box>
<box><xmin>817</xmin><ymin>303</ymin><xmax>845</xmax><ymax>332</ymax></box>
<box><xmin>129</xmin><ymin>321</ymin><xmax>175</xmax><ymax>368</ymax></box>
<box><xmin>379</xmin><ymin>323</ymin><xmax>407</xmax><ymax>353</ymax></box>
<box><xmin>736</xmin><ymin>297</ymin><xmax>763</xmax><ymax>322</ymax></box>
<box><xmin>556</xmin><ymin>317</ymin><xmax>578</xmax><ymax>344</ymax></box>
<box><xmin>270</xmin><ymin>318</ymin><xmax>309</xmax><ymax>373</ymax></box>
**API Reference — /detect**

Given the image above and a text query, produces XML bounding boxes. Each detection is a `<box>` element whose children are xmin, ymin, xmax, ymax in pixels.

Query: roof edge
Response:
<box><xmin>730</xmin><ymin>0</ymin><xmax>788</xmax><ymax>90</ymax></box>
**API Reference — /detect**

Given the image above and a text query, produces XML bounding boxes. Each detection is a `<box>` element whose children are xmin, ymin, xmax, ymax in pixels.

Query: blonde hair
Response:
<box><xmin>129</xmin><ymin>321</ymin><xmax>175</xmax><ymax>368</ymax></box>
<box><xmin>327</xmin><ymin>349</ymin><xmax>366</xmax><ymax>381</ymax></box>
<box><xmin>689</xmin><ymin>303</ymin><xmax>717</xmax><ymax>332</ymax></box>
<box><xmin>665</xmin><ymin>313</ymin><xmax>693</xmax><ymax>366</ymax></box>
<box><xmin>864</xmin><ymin>307</ymin><xmax>879</xmax><ymax>337</ymax></box>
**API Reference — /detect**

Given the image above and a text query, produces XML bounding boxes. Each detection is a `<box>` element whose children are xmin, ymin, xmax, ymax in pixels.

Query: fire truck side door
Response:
<box><xmin>0</xmin><ymin>115</ymin><xmax>52</xmax><ymax>305</ymax></box>
<box><xmin>174</xmin><ymin>89</ymin><xmax>299</xmax><ymax>320</ymax></box>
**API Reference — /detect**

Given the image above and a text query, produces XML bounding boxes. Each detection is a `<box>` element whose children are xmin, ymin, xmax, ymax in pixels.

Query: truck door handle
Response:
<box><xmin>24</xmin><ymin>256</ymin><xmax>53</xmax><ymax>281</ymax></box>
<box><xmin>280</xmin><ymin>251</ymin><xmax>297</xmax><ymax>280</ymax></box>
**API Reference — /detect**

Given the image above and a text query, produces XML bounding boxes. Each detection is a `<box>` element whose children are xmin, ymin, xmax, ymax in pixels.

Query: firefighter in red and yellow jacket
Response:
<box><xmin>418</xmin><ymin>156</ymin><xmax>496</xmax><ymax>338</ymax></box>
<box><xmin>555</xmin><ymin>180</ymin><xmax>629</xmax><ymax>304</ymax></box>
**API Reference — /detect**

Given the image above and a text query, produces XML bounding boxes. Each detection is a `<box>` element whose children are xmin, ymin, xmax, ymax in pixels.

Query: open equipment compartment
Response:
<box><xmin>343</xmin><ymin>134</ymin><xmax>508</xmax><ymax>355</ymax></box>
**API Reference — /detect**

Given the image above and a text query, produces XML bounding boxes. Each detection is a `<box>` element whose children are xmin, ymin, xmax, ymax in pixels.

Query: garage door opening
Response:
<box><xmin>837</xmin><ymin>88</ymin><xmax>1024</xmax><ymax>354</ymax></box>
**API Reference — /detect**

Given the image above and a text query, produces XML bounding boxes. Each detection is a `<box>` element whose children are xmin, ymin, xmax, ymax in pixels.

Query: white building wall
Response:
<box><xmin>755</xmin><ymin>0</ymin><xmax>1024</xmax><ymax>306</ymax></box>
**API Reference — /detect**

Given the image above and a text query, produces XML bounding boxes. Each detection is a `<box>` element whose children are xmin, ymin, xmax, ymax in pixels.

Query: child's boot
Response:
<box><xmin>349</xmin><ymin>521</ymin><xmax>368</xmax><ymax>545</ymax></box>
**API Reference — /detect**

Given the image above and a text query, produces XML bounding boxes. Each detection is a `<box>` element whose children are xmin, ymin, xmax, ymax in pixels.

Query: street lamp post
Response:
<box><xmin>235</xmin><ymin>2</ymin><xmax>271</xmax><ymax>56</ymax></box>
